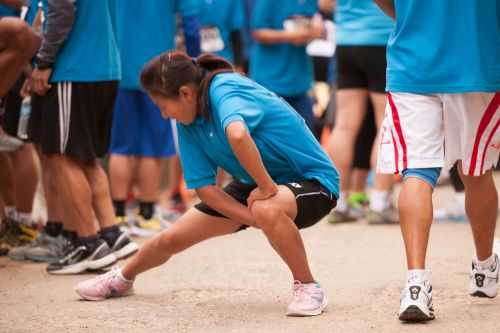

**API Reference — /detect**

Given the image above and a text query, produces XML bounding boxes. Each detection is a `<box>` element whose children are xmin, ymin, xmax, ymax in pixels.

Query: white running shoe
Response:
<box><xmin>399</xmin><ymin>281</ymin><xmax>435</xmax><ymax>322</ymax></box>
<box><xmin>286</xmin><ymin>281</ymin><xmax>328</xmax><ymax>317</ymax></box>
<box><xmin>494</xmin><ymin>238</ymin><xmax>500</xmax><ymax>257</ymax></box>
<box><xmin>469</xmin><ymin>254</ymin><xmax>499</xmax><ymax>298</ymax></box>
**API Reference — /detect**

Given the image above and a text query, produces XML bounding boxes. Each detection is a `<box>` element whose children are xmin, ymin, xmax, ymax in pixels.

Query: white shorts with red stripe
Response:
<box><xmin>377</xmin><ymin>92</ymin><xmax>500</xmax><ymax>176</ymax></box>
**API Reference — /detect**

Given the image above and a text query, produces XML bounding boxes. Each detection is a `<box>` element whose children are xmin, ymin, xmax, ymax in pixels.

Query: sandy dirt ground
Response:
<box><xmin>1</xmin><ymin>178</ymin><xmax>500</xmax><ymax>333</ymax></box>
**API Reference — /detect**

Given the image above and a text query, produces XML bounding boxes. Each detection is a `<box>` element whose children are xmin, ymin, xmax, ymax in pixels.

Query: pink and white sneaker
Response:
<box><xmin>75</xmin><ymin>267</ymin><xmax>134</xmax><ymax>301</ymax></box>
<box><xmin>286</xmin><ymin>280</ymin><xmax>328</xmax><ymax>316</ymax></box>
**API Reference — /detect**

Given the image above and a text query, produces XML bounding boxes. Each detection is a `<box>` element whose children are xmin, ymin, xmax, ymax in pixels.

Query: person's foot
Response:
<box><xmin>0</xmin><ymin>218</ymin><xmax>37</xmax><ymax>255</ymax></box>
<box><xmin>8</xmin><ymin>229</ymin><xmax>67</xmax><ymax>262</ymax></box>
<box><xmin>46</xmin><ymin>239</ymin><xmax>116</xmax><ymax>275</ymax></box>
<box><xmin>75</xmin><ymin>266</ymin><xmax>134</xmax><ymax>301</ymax></box>
<box><xmin>286</xmin><ymin>281</ymin><xmax>328</xmax><ymax>317</ymax></box>
<box><xmin>494</xmin><ymin>238</ymin><xmax>500</xmax><ymax>257</ymax></box>
<box><xmin>399</xmin><ymin>281</ymin><xmax>435</xmax><ymax>322</ymax></box>
<box><xmin>107</xmin><ymin>230</ymin><xmax>138</xmax><ymax>260</ymax></box>
<box><xmin>469</xmin><ymin>254</ymin><xmax>499</xmax><ymax>298</ymax></box>
<box><xmin>130</xmin><ymin>216</ymin><xmax>165</xmax><ymax>238</ymax></box>
<box><xmin>327</xmin><ymin>209</ymin><xmax>360</xmax><ymax>224</ymax></box>
<box><xmin>116</xmin><ymin>215</ymin><xmax>131</xmax><ymax>233</ymax></box>
<box><xmin>433</xmin><ymin>193</ymin><xmax>467</xmax><ymax>223</ymax></box>
<box><xmin>366</xmin><ymin>207</ymin><xmax>399</xmax><ymax>225</ymax></box>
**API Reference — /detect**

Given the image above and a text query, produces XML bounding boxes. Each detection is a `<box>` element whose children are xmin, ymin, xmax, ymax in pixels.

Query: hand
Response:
<box><xmin>288</xmin><ymin>28</ymin><xmax>313</xmax><ymax>46</ymax></box>
<box><xmin>30</xmin><ymin>68</ymin><xmax>52</xmax><ymax>96</ymax></box>
<box><xmin>247</xmin><ymin>183</ymin><xmax>279</xmax><ymax>209</ymax></box>
<box><xmin>20</xmin><ymin>78</ymin><xmax>32</xmax><ymax>98</ymax></box>
<box><xmin>310</xmin><ymin>14</ymin><xmax>325</xmax><ymax>40</ymax></box>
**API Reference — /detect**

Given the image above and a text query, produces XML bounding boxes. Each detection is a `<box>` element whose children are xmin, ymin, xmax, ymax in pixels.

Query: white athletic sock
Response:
<box><xmin>476</xmin><ymin>254</ymin><xmax>496</xmax><ymax>271</ymax></box>
<box><xmin>407</xmin><ymin>269</ymin><xmax>428</xmax><ymax>285</ymax></box>
<box><xmin>336</xmin><ymin>192</ymin><xmax>349</xmax><ymax>212</ymax></box>
<box><xmin>4</xmin><ymin>206</ymin><xmax>17</xmax><ymax>220</ymax></box>
<box><xmin>17</xmin><ymin>212</ymin><xmax>34</xmax><ymax>227</ymax></box>
<box><xmin>118</xmin><ymin>268</ymin><xmax>134</xmax><ymax>283</ymax></box>
<box><xmin>369</xmin><ymin>190</ymin><xmax>390</xmax><ymax>212</ymax></box>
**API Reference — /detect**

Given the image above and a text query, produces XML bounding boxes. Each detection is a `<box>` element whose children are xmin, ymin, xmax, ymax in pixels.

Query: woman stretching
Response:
<box><xmin>75</xmin><ymin>51</ymin><xmax>339</xmax><ymax>317</ymax></box>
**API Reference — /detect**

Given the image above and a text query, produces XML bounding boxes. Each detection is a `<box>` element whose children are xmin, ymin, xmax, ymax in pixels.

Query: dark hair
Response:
<box><xmin>140</xmin><ymin>51</ymin><xmax>234</xmax><ymax>119</ymax></box>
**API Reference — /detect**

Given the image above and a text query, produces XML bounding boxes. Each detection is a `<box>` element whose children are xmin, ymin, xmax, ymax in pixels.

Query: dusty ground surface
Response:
<box><xmin>1</xmin><ymin>177</ymin><xmax>500</xmax><ymax>333</ymax></box>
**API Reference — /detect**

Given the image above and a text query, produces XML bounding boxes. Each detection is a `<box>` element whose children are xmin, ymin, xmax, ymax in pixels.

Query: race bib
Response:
<box><xmin>200</xmin><ymin>27</ymin><xmax>225</xmax><ymax>53</ymax></box>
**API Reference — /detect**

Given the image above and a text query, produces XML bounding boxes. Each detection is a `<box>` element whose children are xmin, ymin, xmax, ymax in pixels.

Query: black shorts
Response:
<box><xmin>195</xmin><ymin>180</ymin><xmax>337</xmax><ymax>231</ymax></box>
<box><xmin>2</xmin><ymin>77</ymin><xmax>24</xmax><ymax>138</ymax></box>
<box><xmin>29</xmin><ymin>81</ymin><xmax>118</xmax><ymax>160</ymax></box>
<box><xmin>336</xmin><ymin>45</ymin><xmax>387</xmax><ymax>93</ymax></box>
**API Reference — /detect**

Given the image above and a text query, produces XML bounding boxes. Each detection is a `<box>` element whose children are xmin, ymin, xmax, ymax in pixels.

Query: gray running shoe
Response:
<box><xmin>367</xmin><ymin>207</ymin><xmax>399</xmax><ymax>225</ymax></box>
<box><xmin>9</xmin><ymin>230</ymin><xmax>70</xmax><ymax>263</ymax></box>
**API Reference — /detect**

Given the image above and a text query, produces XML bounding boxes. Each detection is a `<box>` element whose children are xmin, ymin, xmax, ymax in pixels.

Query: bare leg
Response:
<box><xmin>0</xmin><ymin>18</ymin><xmax>40</xmax><ymax>96</ymax></box>
<box><xmin>459</xmin><ymin>167</ymin><xmax>498</xmax><ymax>261</ymax></box>
<box><xmin>82</xmin><ymin>160</ymin><xmax>116</xmax><ymax>230</ymax></box>
<box><xmin>251</xmin><ymin>186</ymin><xmax>313</xmax><ymax>283</ymax></box>
<box><xmin>137</xmin><ymin>157</ymin><xmax>162</xmax><ymax>202</ymax></box>
<box><xmin>0</xmin><ymin>152</ymin><xmax>15</xmax><ymax>208</ymax></box>
<box><xmin>10</xmin><ymin>143</ymin><xmax>38</xmax><ymax>214</ymax></box>
<box><xmin>109</xmin><ymin>154</ymin><xmax>137</xmax><ymax>202</ymax></box>
<box><xmin>327</xmin><ymin>89</ymin><xmax>368</xmax><ymax>206</ymax></box>
<box><xmin>350</xmin><ymin>168</ymin><xmax>369</xmax><ymax>193</ymax></box>
<box><xmin>122</xmin><ymin>208</ymin><xmax>241</xmax><ymax>279</ymax></box>
<box><xmin>398</xmin><ymin>178</ymin><xmax>433</xmax><ymax>269</ymax></box>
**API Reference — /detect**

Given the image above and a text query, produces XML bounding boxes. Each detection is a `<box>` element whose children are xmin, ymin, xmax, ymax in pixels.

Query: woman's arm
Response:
<box><xmin>373</xmin><ymin>0</ymin><xmax>395</xmax><ymax>19</ymax></box>
<box><xmin>225</xmin><ymin>122</ymin><xmax>278</xmax><ymax>199</ymax></box>
<box><xmin>196</xmin><ymin>185</ymin><xmax>256</xmax><ymax>227</ymax></box>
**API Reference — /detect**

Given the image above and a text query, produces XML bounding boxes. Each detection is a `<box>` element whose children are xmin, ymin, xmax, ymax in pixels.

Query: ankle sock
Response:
<box><xmin>113</xmin><ymin>200</ymin><xmax>126</xmax><ymax>217</ymax></box>
<box><xmin>407</xmin><ymin>269</ymin><xmax>428</xmax><ymax>285</ymax></box>
<box><xmin>369</xmin><ymin>190</ymin><xmax>391</xmax><ymax>212</ymax></box>
<box><xmin>336</xmin><ymin>193</ymin><xmax>349</xmax><ymax>212</ymax></box>
<box><xmin>45</xmin><ymin>221</ymin><xmax>63</xmax><ymax>237</ymax></box>
<box><xmin>139</xmin><ymin>201</ymin><xmax>155</xmax><ymax>220</ymax></box>
<box><xmin>99</xmin><ymin>225</ymin><xmax>121</xmax><ymax>247</ymax></box>
<box><xmin>476</xmin><ymin>254</ymin><xmax>496</xmax><ymax>270</ymax></box>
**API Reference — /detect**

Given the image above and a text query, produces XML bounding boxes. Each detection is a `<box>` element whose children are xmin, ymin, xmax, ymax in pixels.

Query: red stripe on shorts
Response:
<box><xmin>469</xmin><ymin>93</ymin><xmax>500</xmax><ymax>176</ymax></box>
<box><xmin>390</xmin><ymin>130</ymin><xmax>399</xmax><ymax>173</ymax></box>
<box><xmin>388</xmin><ymin>93</ymin><xmax>408</xmax><ymax>169</ymax></box>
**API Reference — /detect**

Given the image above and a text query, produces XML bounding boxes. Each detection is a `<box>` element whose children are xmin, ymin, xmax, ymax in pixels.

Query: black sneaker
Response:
<box><xmin>46</xmin><ymin>239</ymin><xmax>117</xmax><ymax>275</ymax></box>
<box><xmin>109</xmin><ymin>231</ymin><xmax>138</xmax><ymax>260</ymax></box>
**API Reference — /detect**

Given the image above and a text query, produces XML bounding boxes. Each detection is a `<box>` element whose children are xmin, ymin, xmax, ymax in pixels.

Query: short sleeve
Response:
<box><xmin>176</xmin><ymin>0</ymin><xmax>201</xmax><ymax>17</ymax></box>
<box><xmin>209</xmin><ymin>77</ymin><xmax>264</xmax><ymax>132</ymax></box>
<box><xmin>177</xmin><ymin>123</ymin><xmax>218</xmax><ymax>189</ymax></box>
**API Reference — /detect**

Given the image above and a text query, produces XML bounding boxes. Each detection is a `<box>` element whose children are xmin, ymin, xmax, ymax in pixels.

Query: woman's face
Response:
<box><xmin>149</xmin><ymin>85</ymin><xmax>198</xmax><ymax>125</ymax></box>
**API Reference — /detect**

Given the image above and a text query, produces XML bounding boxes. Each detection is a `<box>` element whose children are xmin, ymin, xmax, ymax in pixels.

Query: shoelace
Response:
<box><xmin>292</xmin><ymin>281</ymin><xmax>314</xmax><ymax>301</ymax></box>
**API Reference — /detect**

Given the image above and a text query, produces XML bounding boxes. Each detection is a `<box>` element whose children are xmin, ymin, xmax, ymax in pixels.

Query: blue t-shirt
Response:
<box><xmin>250</xmin><ymin>0</ymin><xmax>317</xmax><ymax>97</ymax></box>
<box><xmin>0</xmin><ymin>4</ymin><xmax>18</xmax><ymax>17</ymax></box>
<box><xmin>387</xmin><ymin>0</ymin><xmax>500</xmax><ymax>93</ymax></box>
<box><xmin>177</xmin><ymin>73</ymin><xmax>339</xmax><ymax>197</ymax></box>
<box><xmin>113</xmin><ymin>0</ymin><xmax>200</xmax><ymax>89</ymax></box>
<box><xmin>198</xmin><ymin>0</ymin><xmax>244</xmax><ymax>62</ymax></box>
<box><xmin>335</xmin><ymin>0</ymin><xmax>393</xmax><ymax>46</ymax></box>
<box><xmin>42</xmin><ymin>0</ymin><xmax>121</xmax><ymax>83</ymax></box>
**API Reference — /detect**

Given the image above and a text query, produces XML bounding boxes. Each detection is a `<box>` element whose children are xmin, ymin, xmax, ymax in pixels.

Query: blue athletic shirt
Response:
<box><xmin>0</xmin><ymin>4</ymin><xmax>18</xmax><ymax>17</ymax></box>
<box><xmin>387</xmin><ymin>0</ymin><xmax>500</xmax><ymax>93</ymax></box>
<box><xmin>177</xmin><ymin>73</ymin><xmax>340</xmax><ymax>197</ymax></box>
<box><xmin>198</xmin><ymin>0</ymin><xmax>245</xmax><ymax>62</ymax></box>
<box><xmin>42</xmin><ymin>0</ymin><xmax>121</xmax><ymax>83</ymax></box>
<box><xmin>250</xmin><ymin>0</ymin><xmax>317</xmax><ymax>97</ymax></box>
<box><xmin>113</xmin><ymin>0</ymin><xmax>200</xmax><ymax>89</ymax></box>
<box><xmin>335</xmin><ymin>0</ymin><xmax>393</xmax><ymax>46</ymax></box>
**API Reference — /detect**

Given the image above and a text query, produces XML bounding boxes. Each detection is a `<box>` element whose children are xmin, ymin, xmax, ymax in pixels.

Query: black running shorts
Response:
<box><xmin>195</xmin><ymin>179</ymin><xmax>337</xmax><ymax>231</ymax></box>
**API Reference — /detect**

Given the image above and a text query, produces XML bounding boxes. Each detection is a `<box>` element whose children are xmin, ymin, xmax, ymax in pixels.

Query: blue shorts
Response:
<box><xmin>110</xmin><ymin>89</ymin><xmax>176</xmax><ymax>157</ymax></box>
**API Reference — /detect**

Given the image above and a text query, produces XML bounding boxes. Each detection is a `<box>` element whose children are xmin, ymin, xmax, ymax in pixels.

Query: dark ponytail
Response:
<box><xmin>140</xmin><ymin>51</ymin><xmax>234</xmax><ymax>119</ymax></box>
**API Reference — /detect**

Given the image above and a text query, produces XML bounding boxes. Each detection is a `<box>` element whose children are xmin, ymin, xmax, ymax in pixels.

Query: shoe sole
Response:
<box><xmin>470</xmin><ymin>290</ymin><xmax>497</xmax><ymax>299</ymax></box>
<box><xmin>399</xmin><ymin>305</ymin><xmax>435</xmax><ymax>322</ymax></box>
<box><xmin>75</xmin><ymin>287</ymin><xmax>135</xmax><ymax>302</ymax></box>
<box><xmin>8</xmin><ymin>253</ymin><xmax>26</xmax><ymax>261</ymax></box>
<box><xmin>27</xmin><ymin>254</ymin><xmax>61</xmax><ymax>263</ymax></box>
<box><xmin>48</xmin><ymin>254</ymin><xmax>117</xmax><ymax>275</ymax></box>
<box><xmin>286</xmin><ymin>296</ymin><xmax>328</xmax><ymax>317</ymax></box>
<box><xmin>114</xmin><ymin>242</ymin><xmax>139</xmax><ymax>260</ymax></box>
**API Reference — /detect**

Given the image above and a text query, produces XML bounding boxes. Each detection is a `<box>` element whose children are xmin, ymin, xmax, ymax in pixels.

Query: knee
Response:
<box><xmin>153</xmin><ymin>231</ymin><xmax>182</xmax><ymax>255</ymax></box>
<box><xmin>9</xmin><ymin>20</ymin><xmax>38</xmax><ymax>54</ymax></box>
<box><xmin>251</xmin><ymin>200</ymin><xmax>282</xmax><ymax>230</ymax></box>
